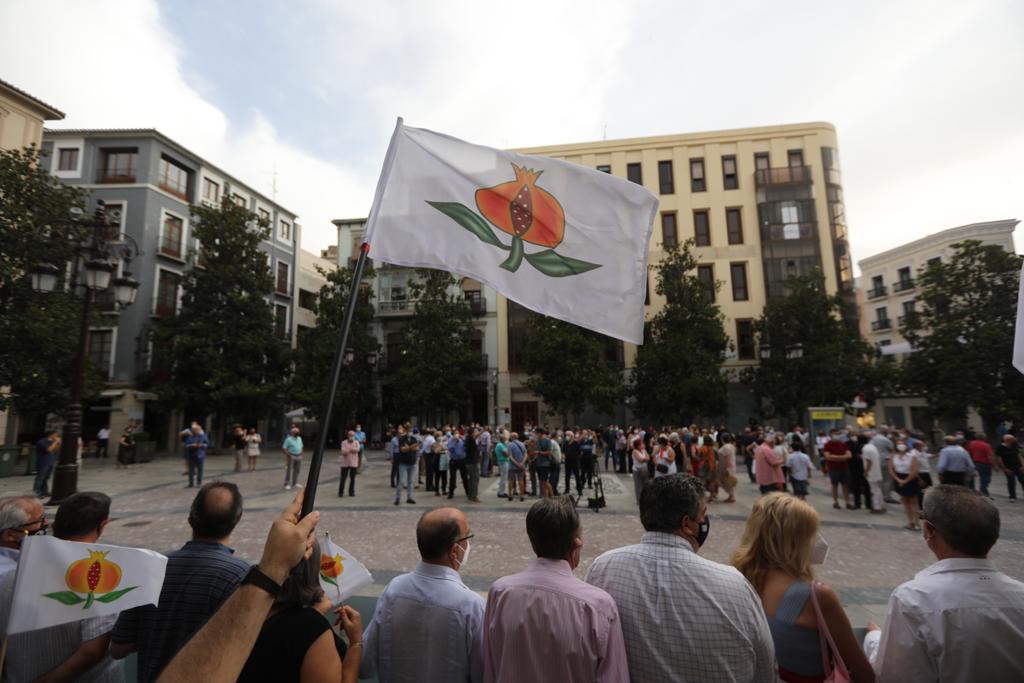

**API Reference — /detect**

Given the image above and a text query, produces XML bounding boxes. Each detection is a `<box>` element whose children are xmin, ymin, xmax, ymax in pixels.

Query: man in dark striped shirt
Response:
<box><xmin>111</xmin><ymin>482</ymin><xmax>249</xmax><ymax>683</ymax></box>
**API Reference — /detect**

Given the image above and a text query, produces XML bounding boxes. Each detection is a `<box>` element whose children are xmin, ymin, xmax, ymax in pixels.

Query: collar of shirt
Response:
<box><xmin>917</xmin><ymin>557</ymin><xmax>996</xmax><ymax>580</ymax></box>
<box><xmin>414</xmin><ymin>561</ymin><xmax>463</xmax><ymax>583</ymax></box>
<box><xmin>641</xmin><ymin>531</ymin><xmax>695</xmax><ymax>553</ymax></box>
<box><xmin>527</xmin><ymin>556</ymin><xmax>573</xmax><ymax>576</ymax></box>
<box><xmin>181</xmin><ymin>540</ymin><xmax>237</xmax><ymax>555</ymax></box>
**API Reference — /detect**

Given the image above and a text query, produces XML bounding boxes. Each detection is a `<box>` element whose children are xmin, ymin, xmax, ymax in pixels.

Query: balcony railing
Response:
<box><xmin>378</xmin><ymin>299</ymin><xmax>416</xmax><ymax>315</ymax></box>
<box><xmin>754</xmin><ymin>165</ymin><xmax>813</xmax><ymax>187</ymax></box>
<box><xmin>871</xmin><ymin>319</ymin><xmax>892</xmax><ymax>331</ymax></box>
<box><xmin>897</xmin><ymin>313</ymin><xmax>917</xmax><ymax>328</ymax></box>
<box><xmin>893</xmin><ymin>278</ymin><xmax>915</xmax><ymax>293</ymax></box>
<box><xmin>761</xmin><ymin>221</ymin><xmax>816</xmax><ymax>241</ymax></box>
<box><xmin>867</xmin><ymin>286</ymin><xmax>888</xmax><ymax>300</ymax></box>
<box><xmin>466</xmin><ymin>295</ymin><xmax>486</xmax><ymax>316</ymax></box>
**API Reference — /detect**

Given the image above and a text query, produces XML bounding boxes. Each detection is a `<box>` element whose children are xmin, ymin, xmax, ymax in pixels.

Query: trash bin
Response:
<box><xmin>0</xmin><ymin>446</ymin><xmax>19</xmax><ymax>477</ymax></box>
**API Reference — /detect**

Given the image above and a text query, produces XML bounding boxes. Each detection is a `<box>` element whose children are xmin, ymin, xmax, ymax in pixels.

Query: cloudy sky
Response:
<box><xmin>3</xmin><ymin>0</ymin><xmax>1021</xmax><ymax>266</ymax></box>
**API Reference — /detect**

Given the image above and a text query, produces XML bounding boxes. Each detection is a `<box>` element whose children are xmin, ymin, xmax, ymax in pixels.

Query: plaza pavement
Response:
<box><xmin>4</xmin><ymin>449</ymin><xmax>1023</xmax><ymax>636</ymax></box>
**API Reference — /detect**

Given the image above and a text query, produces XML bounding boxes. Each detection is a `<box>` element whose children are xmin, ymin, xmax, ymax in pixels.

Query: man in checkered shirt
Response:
<box><xmin>586</xmin><ymin>474</ymin><xmax>776</xmax><ymax>682</ymax></box>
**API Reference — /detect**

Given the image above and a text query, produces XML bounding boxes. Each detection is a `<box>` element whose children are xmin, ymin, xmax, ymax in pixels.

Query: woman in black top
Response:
<box><xmin>238</xmin><ymin>540</ymin><xmax>363</xmax><ymax>683</ymax></box>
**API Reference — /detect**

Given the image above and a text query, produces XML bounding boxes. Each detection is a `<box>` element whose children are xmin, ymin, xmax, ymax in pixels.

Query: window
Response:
<box><xmin>298</xmin><ymin>288</ymin><xmax>317</xmax><ymax>310</ymax></box>
<box><xmin>736</xmin><ymin>320</ymin><xmax>755</xmax><ymax>360</ymax></box>
<box><xmin>274</xmin><ymin>304</ymin><xmax>289</xmax><ymax>338</ymax></box>
<box><xmin>203</xmin><ymin>178</ymin><xmax>219</xmax><ymax>203</ymax></box>
<box><xmin>658</xmin><ymin>160</ymin><xmax>674</xmax><ymax>194</ymax></box>
<box><xmin>232</xmin><ymin>193</ymin><xmax>246</xmax><ymax>208</ymax></box>
<box><xmin>872</xmin><ymin>275</ymin><xmax>883</xmax><ymax>289</ymax></box>
<box><xmin>902</xmin><ymin>300</ymin><xmax>916</xmax><ymax>315</ymax></box>
<box><xmin>722</xmin><ymin>155</ymin><xmax>738</xmax><ymax>190</ymax></box>
<box><xmin>279</xmin><ymin>219</ymin><xmax>292</xmax><ymax>241</ymax></box>
<box><xmin>897</xmin><ymin>266</ymin><xmax>911</xmax><ymax>282</ymax></box>
<box><xmin>100</xmin><ymin>201</ymin><xmax>124</xmax><ymax>241</ymax></box>
<box><xmin>875</xmin><ymin>307</ymin><xmax>889</xmax><ymax>322</ymax></box>
<box><xmin>159</xmin><ymin>156</ymin><xmax>191</xmax><ymax>199</ymax></box>
<box><xmin>101</xmin><ymin>149</ymin><xmax>137</xmax><ymax>182</ymax></box>
<box><xmin>690</xmin><ymin>158</ymin><xmax>706</xmax><ymax>192</ymax></box>
<box><xmin>927</xmin><ymin>257</ymin><xmax>941</xmax><ymax>269</ymax></box>
<box><xmin>730</xmin><ymin>262</ymin><xmax>749</xmax><ymax>301</ymax></box>
<box><xmin>155</xmin><ymin>270</ymin><xmax>180</xmax><ymax>317</ymax></box>
<box><xmin>754</xmin><ymin>152</ymin><xmax>770</xmax><ymax>172</ymax></box>
<box><xmin>57</xmin><ymin>148</ymin><xmax>78</xmax><ymax>171</ymax></box>
<box><xmin>781</xmin><ymin>201</ymin><xmax>801</xmax><ymax>239</ymax></box>
<box><xmin>661</xmin><ymin>212</ymin><xmax>678</xmax><ymax>248</ymax></box>
<box><xmin>596</xmin><ymin>164</ymin><xmax>611</xmax><ymax>174</ymax></box>
<box><xmin>296</xmin><ymin>325</ymin><xmax>315</xmax><ymax>350</ymax></box>
<box><xmin>258</xmin><ymin>208</ymin><xmax>271</xmax><ymax>224</ymax></box>
<box><xmin>160</xmin><ymin>214</ymin><xmax>184</xmax><ymax>259</ymax></box>
<box><xmin>87</xmin><ymin>330</ymin><xmax>114</xmax><ymax>377</ymax></box>
<box><xmin>626</xmin><ymin>163</ymin><xmax>642</xmax><ymax>185</ymax></box>
<box><xmin>693</xmin><ymin>210</ymin><xmax>710</xmax><ymax>246</ymax></box>
<box><xmin>787</xmin><ymin>149</ymin><xmax>804</xmax><ymax>168</ymax></box>
<box><xmin>726</xmin><ymin>208</ymin><xmax>743</xmax><ymax>245</ymax></box>
<box><xmin>276</xmin><ymin>261</ymin><xmax>290</xmax><ymax>295</ymax></box>
<box><xmin>697</xmin><ymin>264</ymin><xmax>715</xmax><ymax>301</ymax></box>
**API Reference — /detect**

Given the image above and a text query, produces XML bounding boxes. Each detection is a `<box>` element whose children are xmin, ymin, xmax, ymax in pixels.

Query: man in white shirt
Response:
<box><xmin>361</xmin><ymin>507</ymin><xmax>484</xmax><ymax>683</ymax></box>
<box><xmin>585</xmin><ymin>474</ymin><xmax>776</xmax><ymax>683</ymax></box>
<box><xmin>861</xmin><ymin>434</ymin><xmax>885</xmax><ymax>513</ymax></box>
<box><xmin>0</xmin><ymin>496</ymin><xmax>46</xmax><ymax>580</ymax></box>
<box><xmin>864</xmin><ymin>485</ymin><xmax>1024</xmax><ymax>682</ymax></box>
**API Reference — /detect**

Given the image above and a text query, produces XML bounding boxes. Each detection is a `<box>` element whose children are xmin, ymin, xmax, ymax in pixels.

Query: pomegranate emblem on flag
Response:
<box><xmin>428</xmin><ymin>163</ymin><xmax>601</xmax><ymax>276</ymax></box>
<box><xmin>320</xmin><ymin>552</ymin><xmax>344</xmax><ymax>586</ymax></box>
<box><xmin>44</xmin><ymin>550</ymin><xmax>138</xmax><ymax>609</ymax></box>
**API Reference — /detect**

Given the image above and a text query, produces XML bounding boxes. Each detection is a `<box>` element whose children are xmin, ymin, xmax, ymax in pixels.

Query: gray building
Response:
<box><xmin>41</xmin><ymin>128</ymin><xmax>299</xmax><ymax>450</ymax></box>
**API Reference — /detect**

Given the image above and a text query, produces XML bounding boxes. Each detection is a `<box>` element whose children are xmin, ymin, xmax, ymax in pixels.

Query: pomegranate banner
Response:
<box><xmin>5</xmin><ymin>536</ymin><xmax>167</xmax><ymax>634</ymax></box>
<box><xmin>319</xmin><ymin>532</ymin><xmax>373</xmax><ymax>604</ymax></box>
<box><xmin>363</xmin><ymin>119</ymin><xmax>659</xmax><ymax>345</ymax></box>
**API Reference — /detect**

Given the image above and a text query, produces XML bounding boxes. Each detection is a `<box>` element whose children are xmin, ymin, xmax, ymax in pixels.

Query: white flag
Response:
<box><xmin>1014</xmin><ymin>260</ymin><xmax>1024</xmax><ymax>375</ymax></box>
<box><xmin>6</xmin><ymin>536</ymin><xmax>167</xmax><ymax>635</ymax></box>
<box><xmin>363</xmin><ymin>119</ymin><xmax>659</xmax><ymax>344</ymax></box>
<box><xmin>319</xmin><ymin>533</ymin><xmax>373</xmax><ymax>604</ymax></box>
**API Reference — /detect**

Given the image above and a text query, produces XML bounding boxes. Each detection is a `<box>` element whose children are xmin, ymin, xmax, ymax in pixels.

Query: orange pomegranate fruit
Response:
<box><xmin>66</xmin><ymin>550</ymin><xmax>121</xmax><ymax>595</ymax></box>
<box><xmin>476</xmin><ymin>164</ymin><xmax>565</xmax><ymax>248</ymax></box>
<box><xmin>320</xmin><ymin>553</ymin><xmax>343</xmax><ymax>580</ymax></box>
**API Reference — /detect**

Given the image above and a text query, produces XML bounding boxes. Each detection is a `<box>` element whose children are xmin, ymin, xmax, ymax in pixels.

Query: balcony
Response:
<box><xmin>754</xmin><ymin>165</ymin><xmax>813</xmax><ymax>187</ymax></box>
<box><xmin>867</xmin><ymin>285</ymin><xmax>888</xmax><ymax>300</ymax></box>
<box><xmin>761</xmin><ymin>221</ymin><xmax>816</xmax><ymax>242</ymax></box>
<box><xmin>871</xmin><ymin>319</ymin><xmax>892</xmax><ymax>331</ymax></box>
<box><xmin>897</xmin><ymin>313</ymin><xmax>917</xmax><ymax>328</ymax></box>
<box><xmin>377</xmin><ymin>299</ymin><xmax>416</xmax><ymax>315</ymax></box>
<box><xmin>825</xmin><ymin>167</ymin><xmax>842</xmax><ymax>185</ymax></box>
<box><xmin>893</xmin><ymin>278</ymin><xmax>915</xmax><ymax>293</ymax></box>
<box><xmin>465</xmin><ymin>293</ymin><xmax>486</xmax><ymax>316</ymax></box>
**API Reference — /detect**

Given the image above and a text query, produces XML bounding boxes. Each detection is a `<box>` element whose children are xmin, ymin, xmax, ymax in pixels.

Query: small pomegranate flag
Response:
<box><xmin>318</xmin><ymin>532</ymin><xmax>373</xmax><ymax>605</ymax></box>
<box><xmin>5</xmin><ymin>536</ymin><xmax>167</xmax><ymax>634</ymax></box>
<box><xmin>363</xmin><ymin>119</ymin><xmax>659</xmax><ymax>344</ymax></box>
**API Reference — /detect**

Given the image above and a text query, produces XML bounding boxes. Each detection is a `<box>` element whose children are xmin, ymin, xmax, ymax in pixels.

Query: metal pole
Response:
<box><xmin>301</xmin><ymin>243</ymin><xmax>370</xmax><ymax>518</ymax></box>
<box><xmin>49</xmin><ymin>285</ymin><xmax>92</xmax><ymax>503</ymax></box>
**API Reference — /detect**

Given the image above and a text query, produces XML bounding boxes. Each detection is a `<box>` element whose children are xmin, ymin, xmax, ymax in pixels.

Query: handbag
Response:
<box><xmin>655</xmin><ymin>463</ymin><xmax>670</xmax><ymax>474</ymax></box>
<box><xmin>809</xmin><ymin>580</ymin><xmax>851</xmax><ymax>683</ymax></box>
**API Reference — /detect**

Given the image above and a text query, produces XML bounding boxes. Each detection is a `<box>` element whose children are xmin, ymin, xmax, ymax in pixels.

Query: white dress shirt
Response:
<box><xmin>865</xmin><ymin>558</ymin><xmax>1024</xmax><ymax>682</ymax></box>
<box><xmin>585</xmin><ymin>532</ymin><xmax>777</xmax><ymax>683</ymax></box>
<box><xmin>361</xmin><ymin>561</ymin><xmax>485</xmax><ymax>683</ymax></box>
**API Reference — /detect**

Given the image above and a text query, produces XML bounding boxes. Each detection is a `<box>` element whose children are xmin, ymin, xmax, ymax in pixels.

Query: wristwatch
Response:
<box><xmin>241</xmin><ymin>565</ymin><xmax>283</xmax><ymax>597</ymax></box>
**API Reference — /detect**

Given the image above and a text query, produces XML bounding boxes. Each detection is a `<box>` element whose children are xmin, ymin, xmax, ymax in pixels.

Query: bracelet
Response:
<box><xmin>348</xmin><ymin>642</ymin><xmax>363</xmax><ymax>650</ymax></box>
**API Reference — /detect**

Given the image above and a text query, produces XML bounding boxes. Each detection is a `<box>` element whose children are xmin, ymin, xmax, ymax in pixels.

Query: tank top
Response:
<box><xmin>237</xmin><ymin>606</ymin><xmax>347</xmax><ymax>683</ymax></box>
<box><xmin>766</xmin><ymin>581</ymin><xmax>825</xmax><ymax>683</ymax></box>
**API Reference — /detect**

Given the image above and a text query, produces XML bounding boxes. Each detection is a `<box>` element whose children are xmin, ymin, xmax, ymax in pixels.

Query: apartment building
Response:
<box><xmin>503</xmin><ymin>122</ymin><xmax>854</xmax><ymax>428</ymax></box>
<box><xmin>41</xmin><ymin>128</ymin><xmax>299</xmax><ymax>450</ymax></box>
<box><xmin>857</xmin><ymin>219</ymin><xmax>1018</xmax><ymax>430</ymax></box>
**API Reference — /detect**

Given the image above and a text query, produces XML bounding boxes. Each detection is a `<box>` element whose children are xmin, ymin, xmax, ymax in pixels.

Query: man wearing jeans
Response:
<box><xmin>184</xmin><ymin>424</ymin><xmax>210</xmax><ymax>489</ymax></box>
<box><xmin>33</xmin><ymin>431</ymin><xmax>60</xmax><ymax>498</ymax></box>
<box><xmin>282</xmin><ymin>427</ymin><xmax>303</xmax><ymax>490</ymax></box>
<box><xmin>394</xmin><ymin>425</ymin><xmax>419</xmax><ymax>505</ymax></box>
<box><xmin>967</xmin><ymin>433</ymin><xmax>995</xmax><ymax>497</ymax></box>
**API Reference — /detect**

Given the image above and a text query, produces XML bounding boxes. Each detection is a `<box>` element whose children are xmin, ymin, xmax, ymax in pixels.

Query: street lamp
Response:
<box><xmin>31</xmin><ymin>200</ymin><xmax>143</xmax><ymax>503</ymax></box>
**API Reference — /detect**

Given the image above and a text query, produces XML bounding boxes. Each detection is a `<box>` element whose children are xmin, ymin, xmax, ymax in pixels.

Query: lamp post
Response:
<box><xmin>31</xmin><ymin>200</ymin><xmax>141</xmax><ymax>503</ymax></box>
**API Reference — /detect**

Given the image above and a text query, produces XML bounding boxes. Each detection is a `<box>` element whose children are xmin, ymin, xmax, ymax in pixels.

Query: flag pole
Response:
<box><xmin>301</xmin><ymin>242</ymin><xmax>371</xmax><ymax>518</ymax></box>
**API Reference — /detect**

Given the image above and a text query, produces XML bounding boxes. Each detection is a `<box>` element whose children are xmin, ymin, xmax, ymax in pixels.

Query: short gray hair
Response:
<box><xmin>923</xmin><ymin>485</ymin><xmax>1000</xmax><ymax>557</ymax></box>
<box><xmin>0</xmin><ymin>496</ymin><xmax>37</xmax><ymax>531</ymax></box>
<box><xmin>640</xmin><ymin>474</ymin><xmax>704</xmax><ymax>533</ymax></box>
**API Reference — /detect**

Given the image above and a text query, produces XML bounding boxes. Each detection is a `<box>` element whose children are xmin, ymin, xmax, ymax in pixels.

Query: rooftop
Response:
<box><xmin>0</xmin><ymin>78</ymin><xmax>64</xmax><ymax>119</ymax></box>
<box><xmin>858</xmin><ymin>219</ymin><xmax>1019</xmax><ymax>268</ymax></box>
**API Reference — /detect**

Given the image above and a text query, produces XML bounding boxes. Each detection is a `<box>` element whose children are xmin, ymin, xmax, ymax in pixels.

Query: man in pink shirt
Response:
<box><xmin>753</xmin><ymin>436</ymin><xmax>785</xmax><ymax>495</ymax></box>
<box><xmin>482</xmin><ymin>497</ymin><xmax>628</xmax><ymax>683</ymax></box>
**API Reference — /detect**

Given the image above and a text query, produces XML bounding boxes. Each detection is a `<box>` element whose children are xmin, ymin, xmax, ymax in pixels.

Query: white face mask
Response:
<box><xmin>454</xmin><ymin>541</ymin><xmax>471</xmax><ymax>572</ymax></box>
<box><xmin>810</xmin><ymin>533</ymin><xmax>830</xmax><ymax>565</ymax></box>
<box><xmin>897</xmin><ymin>444</ymin><xmax>907</xmax><ymax>452</ymax></box>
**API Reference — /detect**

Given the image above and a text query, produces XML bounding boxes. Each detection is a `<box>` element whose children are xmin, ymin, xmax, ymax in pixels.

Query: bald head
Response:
<box><xmin>416</xmin><ymin>507</ymin><xmax>468</xmax><ymax>564</ymax></box>
<box><xmin>188</xmin><ymin>482</ymin><xmax>243</xmax><ymax>542</ymax></box>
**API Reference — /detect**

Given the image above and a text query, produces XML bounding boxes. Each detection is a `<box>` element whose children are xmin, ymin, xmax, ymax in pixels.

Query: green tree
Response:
<box><xmin>741</xmin><ymin>272</ymin><xmax>877</xmax><ymax>424</ymax></box>
<box><xmin>521</xmin><ymin>315</ymin><xmax>623</xmax><ymax>425</ymax></box>
<box><xmin>631</xmin><ymin>241</ymin><xmax>731</xmax><ymax>424</ymax></box>
<box><xmin>292</xmin><ymin>263</ymin><xmax>378</xmax><ymax>439</ymax></box>
<box><xmin>151</xmin><ymin>201</ymin><xmax>291</xmax><ymax>432</ymax></box>
<box><xmin>901</xmin><ymin>240</ymin><xmax>1024</xmax><ymax>431</ymax></box>
<box><xmin>391</xmin><ymin>269</ymin><xmax>479</xmax><ymax>422</ymax></box>
<box><xmin>0</xmin><ymin>146</ymin><xmax>101</xmax><ymax>415</ymax></box>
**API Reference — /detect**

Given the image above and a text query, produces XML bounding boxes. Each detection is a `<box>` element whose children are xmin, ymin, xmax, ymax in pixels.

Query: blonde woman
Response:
<box><xmin>732</xmin><ymin>494</ymin><xmax>875</xmax><ymax>683</ymax></box>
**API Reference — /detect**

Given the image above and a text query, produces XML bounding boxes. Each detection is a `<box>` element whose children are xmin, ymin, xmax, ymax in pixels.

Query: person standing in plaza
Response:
<box><xmin>117</xmin><ymin>425</ymin><xmax>136</xmax><ymax>469</ymax></box>
<box><xmin>937</xmin><ymin>435</ymin><xmax>974</xmax><ymax>486</ymax></box>
<box><xmin>787</xmin><ymin>439</ymin><xmax>813</xmax><ymax>501</ymax></box>
<box><xmin>360</xmin><ymin>507</ymin><xmax>484</xmax><ymax>683</ymax></box>
<box><xmin>447</xmin><ymin>429</ymin><xmax>468</xmax><ymax>500</ymax></box>
<box><xmin>393</xmin><ymin>424</ymin><xmax>419</xmax><ymax>506</ymax></box>
<box><xmin>421</xmin><ymin>428</ymin><xmax>437</xmax><ymax>492</ymax></box>
<box><xmin>651</xmin><ymin>434</ymin><xmax>677</xmax><ymax>480</ymax></box>
<box><xmin>861</xmin><ymin>435</ymin><xmax>885</xmax><ymax>513</ymax></box>
<box><xmin>534</xmin><ymin>428</ymin><xmax>555</xmax><ymax>499</ymax></box>
<box><xmin>822</xmin><ymin>429</ymin><xmax>853</xmax><ymax>509</ymax></box>
<box><xmin>631</xmin><ymin>437</ymin><xmax>650</xmax><ymax>503</ymax></box>
<box><xmin>464</xmin><ymin>427</ymin><xmax>482</xmax><ymax>503</ymax></box>
<box><xmin>738</xmin><ymin>427</ymin><xmax>757</xmax><ymax>483</ymax></box>
<box><xmin>847</xmin><ymin>431</ymin><xmax>870</xmax><ymax>509</ymax></box>
<box><xmin>33</xmin><ymin>429</ymin><xmax>60</xmax><ymax>498</ymax></box>
<box><xmin>339</xmin><ymin>430</ymin><xmax>360</xmax><ymax>497</ymax></box>
<box><xmin>718</xmin><ymin>433</ymin><xmax>738</xmax><ymax>503</ymax></box>
<box><xmin>232</xmin><ymin>424</ymin><xmax>247</xmax><ymax>473</ymax></box>
<box><xmin>478</xmin><ymin>426</ymin><xmax>492</xmax><ymax>478</ymax></box>
<box><xmin>563</xmin><ymin>430</ymin><xmax>582</xmax><ymax>496</ymax></box>
<box><xmin>96</xmin><ymin>425</ymin><xmax>110</xmax><ymax>459</ymax></box>
<box><xmin>755</xmin><ymin>435</ymin><xmax>785</xmax><ymax>496</ymax></box>
<box><xmin>112</xmin><ymin>483</ymin><xmax>249</xmax><ymax>682</ymax></box>
<box><xmin>507</xmin><ymin>432</ymin><xmax>527</xmax><ymax>501</ymax></box>
<box><xmin>483</xmin><ymin>497</ymin><xmax>628</xmax><ymax>682</ymax></box>
<box><xmin>184</xmin><ymin>423</ymin><xmax>210</xmax><ymax>489</ymax></box>
<box><xmin>386</xmin><ymin>427</ymin><xmax>400</xmax><ymax>488</ymax></box>
<box><xmin>889</xmin><ymin>438</ymin><xmax>921</xmax><ymax>530</ymax></box>
<box><xmin>282</xmin><ymin>427</ymin><xmax>304</xmax><ymax>491</ymax></box>
<box><xmin>731</xmin><ymin>493</ymin><xmax>876</xmax><ymax>683</ymax></box>
<box><xmin>245</xmin><ymin>427</ymin><xmax>261</xmax><ymax>472</ymax></box>
<box><xmin>494</xmin><ymin>431</ymin><xmax>510</xmax><ymax>498</ymax></box>
<box><xmin>580</xmin><ymin>429</ymin><xmax>596</xmax><ymax>489</ymax></box>
<box><xmin>966</xmin><ymin>432</ymin><xmax>995</xmax><ymax>497</ymax></box>
<box><xmin>995</xmin><ymin>434</ymin><xmax>1024</xmax><ymax>501</ymax></box>
<box><xmin>871</xmin><ymin>428</ymin><xmax>898</xmax><ymax>504</ymax></box>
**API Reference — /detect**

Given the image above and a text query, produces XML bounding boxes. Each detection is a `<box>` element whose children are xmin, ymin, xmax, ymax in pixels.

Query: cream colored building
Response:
<box><xmin>501</xmin><ymin>122</ymin><xmax>854</xmax><ymax>429</ymax></box>
<box><xmin>1</xmin><ymin>79</ymin><xmax>63</xmax><ymax>444</ymax></box>
<box><xmin>857</xmin><ymin>219</ymin><xmax>1019</xmax><ymax>431</ymax></box>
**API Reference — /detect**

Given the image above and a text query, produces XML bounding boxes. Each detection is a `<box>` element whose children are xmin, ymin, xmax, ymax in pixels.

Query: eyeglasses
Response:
<box><xmin>455</xmin><ymin>534</ymin><xmax>474</xmax><ymax>544</ymax></box>
<box><xmin>3</xmin><ymin>517</ymin><xmax>48</xmax><ymax>536</ymax></box>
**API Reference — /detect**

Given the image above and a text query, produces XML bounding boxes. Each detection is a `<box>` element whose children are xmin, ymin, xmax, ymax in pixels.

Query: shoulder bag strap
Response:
<box><xmin>809</xmin><ymin>580</ymin><xmax>849</xmax><ymax>678</ymax></box>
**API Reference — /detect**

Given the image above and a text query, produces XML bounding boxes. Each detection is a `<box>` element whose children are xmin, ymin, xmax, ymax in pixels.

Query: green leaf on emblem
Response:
<box><xmin>426</xmin><ymin>202</ymin><xmax>508</xmax><ymax>250</ymax></box>
<box><xmin>97</xmin><ymin>586</ymin><xmax>138</xmax><ymax>603</ymax></box>
<box><xmin>42</xmin><ymin>591</ymin><xmax>85</xmax><ymax>605</ymax></box>
<box><xmin>525</xmin><ymin>250</ymin><xmax>602</xmax><ymax>277</ymax></box>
